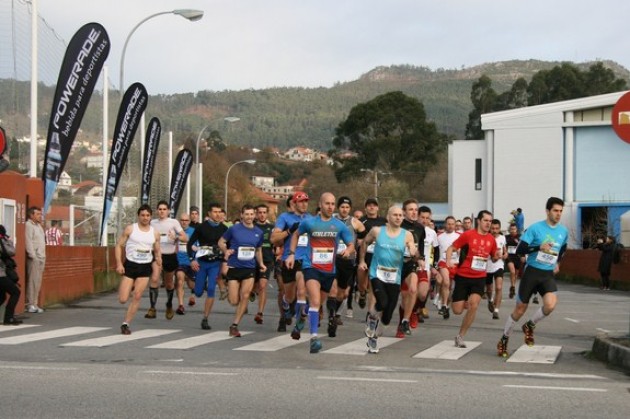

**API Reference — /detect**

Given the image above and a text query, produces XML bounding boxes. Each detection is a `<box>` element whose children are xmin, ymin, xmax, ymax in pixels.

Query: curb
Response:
<box><xmin>592</xmin><ymin>334</ymin><xmax>630</xmax><ymax>371</ymax></box>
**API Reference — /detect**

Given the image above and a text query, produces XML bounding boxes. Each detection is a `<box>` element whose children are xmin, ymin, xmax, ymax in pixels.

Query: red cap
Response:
<box><xmin>292</xmin><ymin>192</ymin><xmax>309</xmax><ymax>202</ymax></box>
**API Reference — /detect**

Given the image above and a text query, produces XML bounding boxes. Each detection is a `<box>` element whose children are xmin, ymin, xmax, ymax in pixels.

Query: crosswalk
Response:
<box><xmin>0</xmin><ymin>324</ymin><xmax>561</xmax><ymax>363</ymax></box>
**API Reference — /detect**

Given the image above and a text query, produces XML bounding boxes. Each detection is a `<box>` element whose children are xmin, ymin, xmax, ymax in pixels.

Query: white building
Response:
<box><xmin>449</xmin><ymin>91</ymin><xmax>630</xmax><ymax>248</ymax></box>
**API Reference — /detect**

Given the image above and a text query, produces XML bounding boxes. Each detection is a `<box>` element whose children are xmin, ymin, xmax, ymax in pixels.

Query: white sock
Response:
<box><xmin>503</xmin><ymin>314</ymin><xmax>517</xmax><ymax>337</ymax></box>
<box><xmin>530</xmin><ymin>307</ymin><xmax>547</xmax><ymax>325</ymax></box>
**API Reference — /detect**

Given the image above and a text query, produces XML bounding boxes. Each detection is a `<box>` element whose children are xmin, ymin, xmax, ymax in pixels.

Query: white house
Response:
<box><xmin>448</xmin><ymin>91</ymin><xmax>630</xmax><ymax>248</ymax></box>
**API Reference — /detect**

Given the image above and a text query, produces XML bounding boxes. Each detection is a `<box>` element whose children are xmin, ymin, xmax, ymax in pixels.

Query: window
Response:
<box><xmin>475</xmin><ymin>159</ymin><xmax>482</xmax><ymax>190</ymax></box>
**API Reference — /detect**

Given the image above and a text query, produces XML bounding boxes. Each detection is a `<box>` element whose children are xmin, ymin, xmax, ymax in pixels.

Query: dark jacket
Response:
<box><xmin>597</xmin><ymin>242</ymin><xmax>614</xmax><ymax>275</ymax></box>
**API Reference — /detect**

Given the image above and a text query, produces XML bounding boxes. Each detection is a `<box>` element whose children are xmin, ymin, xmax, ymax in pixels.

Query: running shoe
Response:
<box><xmin>327</xmin><ymin>316</ymin><xmax>338</xmax><ymax>338</ymax></box>
<box><xmin>188</xmin><ymin>296</ymin><xmax>196</xmax><ymax>306</ymax></box>
<box><xmin>522</xmin><ymin>321</ymin><xmax>535</xmax><ymax>346</ymax></box>
<box><xmin>229</xmin><ymin>324</ymin><xmax>242</xmax><ymax>337</ymax></box>
<box><xmin>120</xmin><ymin>324</ymin><xmax>131</xmax><ymax>335</ymax></box>
<box><xmin>201</xmin><ymin>318</ymin><xmax>211</xmax><ymax>330</ymax></box>
<box><xmin>358</xmin><ymin>291</ymin><xmax>367</xmax><ymax>309</ymax></box>
<box><xmin>492</xmin><ymin>310</ymin><xmax>500</xmax><ymax>320</ymax></box>
<box><xmin>401</xmin><ymin>320</ymin><xmax>411</xmax><ymax>336</ymax></box>
<box><xmin>497</xmin><ymin>335</ymin><xmax>509</xmax><ymax>358</ymax></box>
<box><xmin>165</xmin><ymin>305</ymin><xmax>175</xmax><ymax>320</ymax></box>
<box><xmin>249</xmin><ymin>292</ymin><xmax>256</xmax><ymax>303</ymax></box>
<box><xmin>454</xmin><ymin>335</ymin><xmax>467</xmax><ymax>348</ymax></box>
<box><xmin>3</xmin><ymin>318</ymin><xmax>23</xmax><ymax>326</ymax></box>
<box><xmin>437</xmin><ymin>306</ymin><xmax>445</xmax><ymax>316</ymax></box>
<box><xmin>144</xmin><ymin>307</ymin><xmax>156</xmax><ymax>319</ymax></box>
<box><xmin>219</xmin><ymin>288</ymin><xmax>228</xmax><ymax>301</ymax></box>
<box><xmin>310</xmin><ymin>337</ymin><xmax>322</xmax><ymax>354</ymax></box>
<box><xmin>442</xmin><ymin>306</ymin><xmax>450</xmax><ymax>320</ymax></box>
<box><xmin>509</xmin><ymin>286</ymin><xmax>515</xmax><ymax>299</ymax></box>
<box><xmin>254</xmin><ymin>312</ymin><xmax>264</xmax><ymax>324</ymax></box>
<box><xmin>532</xmin><ymin>295</ymin><xmax>539</xmax><ymax>304</ymax></box>
<box><xmin>395</xmin><ymin>325</ymin><xmax>405</xmax><ymax>339</ymax></box>
<box><xmin>176</xmin><ymin>305</ymin><xmax>185</xmax><ymax>315</ymax></box>
<box><xmin>290</xmin><ymin>325</ymin><xmax>302</xmax><ymax>340</ymax></box>
<box><xmin>487</xmin><ymin>300</ymin><xmax>495</xmax><ymax>314</ymax></box>
<box><xmin>345</xmin><ymin>309</ymin><xmax>354</xmax><ymax>319</ymax></box>
<box><xmin>277</xmin><ymin>317</ymin><xmax>287</xmax><ymax>332</ymax></box>
<box><xmin>410</xmin><ymin>312</ymin><xmax>419</xmax><ymax>329</ymax></box>
<box><xmin>421</xmin><ymin>307</ymin><xmax>429</xmax><ymax>319</ymax></box>
<box><xmin>367</xmin><ymin>337</ymin><xmax>379</xmax><ymax>354</ymax></box>
<box><xmin>365</xmin><ymin>314</ymin><xmax>379</xmax><ymax>338</ymax></box>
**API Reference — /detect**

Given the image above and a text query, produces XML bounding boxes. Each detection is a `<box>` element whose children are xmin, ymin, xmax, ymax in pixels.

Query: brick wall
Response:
<box><xmin>559</xmin><ymin>249</ymin><xmax>629</xmax><ymax>289</ymax></box>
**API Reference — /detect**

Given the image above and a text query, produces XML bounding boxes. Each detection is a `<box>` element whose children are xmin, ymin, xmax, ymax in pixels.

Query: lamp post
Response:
<box><xmin>224</xmin><ymin>159</ymin><xmax>256</xmax><ymax>217</ymax></box>
<box><xmin>116</xmin><ymin>8</ymin><xmax>203</xmax><ymax>235</ymax></box>
<box><xmin>195</xmin><ymin>116</ymin><xmax>240</xmax><ymax>212</ymax></box>
<box><xmin>360</xmin><ymin>169</ymin><xmax>391</xmax><ymax>199</ymax></box>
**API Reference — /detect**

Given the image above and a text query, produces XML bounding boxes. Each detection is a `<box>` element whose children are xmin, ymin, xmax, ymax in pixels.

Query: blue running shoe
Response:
<box><xmin>365</xmin><ymin>314</ymin><xmax>379</xmax><ymax>338</ymax></box>
<box><xmin>367</xmin><ymin>337</ymin><xmax>379</xmax><ymax>354</ymax></box>
<box><xmin>309</xmin><ymin>337</ymin><xmax>322</xmax><ymax>353</ymax></box>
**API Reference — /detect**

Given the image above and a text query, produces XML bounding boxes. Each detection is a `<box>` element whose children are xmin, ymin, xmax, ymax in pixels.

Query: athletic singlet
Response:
<box><xmin>369</xmin><ymin>227</ymin><xmax>407</xmax><ymax>285</ymax></box>
<box><xmin>298</xmin><ymin>215</ymin><xmax>352</xmax><ymax>273</ymax></box>
<box><xmin>334</xmin><ymin>214</ymin><xmax>356</xmax><ymax>260</ymax></box>
<box><xmin>125</xmin><ymin>223</ymin><xmax>155</xmax><ymax>264</ymax></box>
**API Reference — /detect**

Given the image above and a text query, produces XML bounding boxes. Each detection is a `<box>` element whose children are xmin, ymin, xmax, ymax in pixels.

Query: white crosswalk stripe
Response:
<box><xmin>234</xmin><ymin>334</ymin><xmax>305</xmax><ymax>351</ymax></box>
<box><xmin>506</xmin><ymin>345</ymin><xmax>562</xmax><ymax>364</ymax></box>
<box><xmin>323</xmin><ymin>337</ymin><xmax>399</xmax><ymax>355</ymax></box>
<box><xmin>0</xmin><ymin>324</ymin><xmax>40</xmax><ymax>333</ymax></box>
<box><xmin>0</xmin><ymin>327</ymin><xmax>109</xmax><ymax>345</ymax></box>
<box><xmin>61</xmin><ymin>329</ymin><xmax>180</xmax><ymax>348</ymax></box>
<box><xmin>148</xmin><ymin>331</ymin><xmax>253</xmax><ymax>349</ymax></box>
<box><xmin>412</xmin><ymin>340</ymin><xmax>482</xmax><ymax>360</ymax></box>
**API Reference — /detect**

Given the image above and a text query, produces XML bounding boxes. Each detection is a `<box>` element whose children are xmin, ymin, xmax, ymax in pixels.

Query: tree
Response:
<box><xmin>584</xmin><ymin>62</ymin><xmax>628</xmax><ymax>96</ymax></box>
<box><xmin>465</xmin><ymin>75</ymin><xmax>497</xmax><ymax>140</ymax></box>
<box><xmin>332</xmin><ymin>91</ymin><xmax>449</xmax><ymax>184</ymax></box>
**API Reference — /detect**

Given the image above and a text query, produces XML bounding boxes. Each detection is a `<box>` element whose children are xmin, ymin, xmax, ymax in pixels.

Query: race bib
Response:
<box><xmin>238</xmin><ymin>246</ymin><xmax>255</xmax><ymax>261</ymax></box>
<box><xmin>507</xmin><ymin>246</ymin><xmax>517</xmax><ymax>255</ymax></box>
<box><xmin>133</xmin><ymin>248</ymin><xmax>151</xmax><ymax>262</ymax></box>
<box><xmin>312</xmin><ymin>247</ymin><xmax>334</xmax><ymax>265</ymax></box>
<box><xmin>471</xmin><ymin>256</ymin><xmax>487</xmax><ymax>271</ymax></box>
<box><xmin>536</xmin><ymin>250</ymin><xmax>558</xmax><ymax>265</ymax></box>
<box><xmin>366</xmin><ymin>243</ymin><xmax>376</xmax><ymax>254</ymax></box>
<box><xmin>451</xmin><ymin>251</ymin><xmax>459</xmax><ymax>263</ymax></box>
<box><xmin>297</xmin><ymin>235</ymin><xmax>309</xmax><ymax>247</ymax></box>
<box><xmin>376</xmin><ymin>265</ymin><xmax>398</xmax><ymax>283</ymax></box>
<box><xmin>196</xmin><ymin>246</ymin><xmax>215</xmax><ymax>258</ymax></box>
<box><xmin>337</xmin><ymin>242</ymin><xmax>347</xmax><ymax>255</ymax></box>
<box><xmin>160</xmin><ymin>234</ymin><xmax>169</xmax><ymax>243</ymax></box>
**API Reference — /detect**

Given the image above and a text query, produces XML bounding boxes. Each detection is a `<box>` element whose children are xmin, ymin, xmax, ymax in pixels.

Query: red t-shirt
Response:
<box><xmin>451</xmin><ymin>229</ymin><xmax>497</xmax><ymax>279</ymax></box>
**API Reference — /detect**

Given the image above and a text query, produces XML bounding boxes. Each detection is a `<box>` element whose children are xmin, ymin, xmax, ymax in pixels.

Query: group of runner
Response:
<box><xmin>115</xmin><ymin>192</ymin><xmax>568</xmax><ymax>358</ymax></box>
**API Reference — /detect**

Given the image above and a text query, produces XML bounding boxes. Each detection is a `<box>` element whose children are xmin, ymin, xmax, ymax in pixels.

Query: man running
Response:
<box><xmin>253</xmin><ymin>204</ymin><xmax>275</xmax><ymax>325</ymax></box>
<box><xmin>174</xmin><ymin>213</ymin><xmax>196</xmax><ymax>315</ymax></box>
<box><xmin>497</xmin><ymin>197</ymin><xmax>568</xmax><ymax>357</ymax></box>
<box><xmin>505</xmin><ymin>223</ymin><xmax>522</xmax><ymax>299</ymax></box>
<box><xmin>436</xmin><ymin>215</ymin><xmax>460</xmax><ymax>319</ymax></box>
<box><xmin>359</xmin><ymin>206</ymin><xmax>415</xmax><ymax>353</ymax></box>
<box><xmin>356</xmin><ymin>198</ymin><xmax>387</xmax><ymax>310</ymax></box>
<box><xmin>485</xmin><ymin>219</ymin><xmax>507</xmax><ymax>320</ymax></box>
<box><xmin>116</xmin><ymin>205</ymin><xmax>161</xmax><ymax>335</ymax></box>
<box><xmin>285</xmin><ymin>192</ymin><xmax>354</xmax><ymax>353</ymax></box>
<box><xmin>446</xmin><ymin>210</ymin><xmax>499</xmax><ymax>348</ymax></box>
<box><xmin>187</xmin><ymin>206</ymin><xmax>201</xmax><ymax>307</ymax></box>
<box><xmin>416</xmin><ymin>205</ymin><xmax>439</xmax><ymax>322</ymax></box>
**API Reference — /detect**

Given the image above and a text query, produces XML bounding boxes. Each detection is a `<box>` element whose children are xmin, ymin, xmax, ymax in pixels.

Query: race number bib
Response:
<box><xmin>536</xmin><ymin>250</ymin><xmax>558</xmax><ymax>265</ymax></box>
<box><xmin>160</xmin><ymin>234</ymin><xmax>169</xmax><ymax>243</ymax></box>
<box><xmin>507</xmin><ymin>246</ymin><xmax>517</xmax><ymax>255</ymax></box>
<box><xmin>471</xmin><ymin>256</ymin><xmax>487</xmax><ymax>271</ymax></box>
<box><xmin>366</xmin><ymin>243</ymin><xmax>376</xmax><ymax>254</ymax></box>
<box><xmin>376</xmin><ymin>265</ymin><xmax>398</xmax><ymax>283</ymax></box>
<box><xmin>337</xmin><ymin>242</ymin><xmax>347</xmax><ymax>255</ymax></box>
<box><xmin>237</xmin><ymin>246</ymin><xmax>255</xmax><ymax>261</ymax></box>
<box><xmin>450</xmin><ymin>251</ymin><xmax>460</xmax><ymax>263</ymax></box>
<box><xmin>297</xmin><ymin>235</ymin><xmax>309</xmax><ymax>247</ymax></box>
<box><xmin>133</xmin><ymin>247</ymin><xmax>151</xmax><ymax>262</ymax></box>
<box><xmin>196</xmin><ymin>246</ymin><xmax>214</xmax><ymax>258</ymax></box>
<box><xmin>312</xmin><ymin>247</ymin><xmax>334</xmax><ymax>265</ymax></box>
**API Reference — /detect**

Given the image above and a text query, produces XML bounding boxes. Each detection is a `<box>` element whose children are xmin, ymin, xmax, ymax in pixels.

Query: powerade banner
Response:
<box><xmin>140</xmin><ymin>117</ymin><xmax>162</xmax><ymax>205</ymax></box>
<box><xmin>42</xmin><ymin>22</ymin><xmax>110</xmax><ymax>214</ymax></box>
<box><xmin>168</xmin><ymin>149</ymin><xmax>193</xmax><ymax>218</ymax></box>
<box><xmin>100</xmin><ymin>82</ymin><xmax>148</xmax><ymax>242</ymax></box>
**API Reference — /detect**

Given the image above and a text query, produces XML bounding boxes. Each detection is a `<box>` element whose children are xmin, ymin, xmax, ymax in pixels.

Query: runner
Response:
<box><xmin>174</xmin><ymin>213</ymin><xmax>196</xmax><ymax>315</ymax></box>
<box><xmin>115</xmin><ymin>205</ymin><xmax>161</xmax><ymax>335</ymax></box>
<box><xmin>145</xmin><ymin>201</ymin><xmax>187</xmax><ymax>320</ymax></box>
<box><xmin>285</xmin><ymin>192</ymin><xmax>354</xmax><ymax>353</ymax></box>
<box><xmin>497</xmin><ymin>197</ymin><xmax>568</xmax><ymax>358</ymax></box>
<box><xmin>219</xmin><ymin>204</ymin><xmax>266</xmax><ymax>337</ymax></box>
<box><xmin>462</xmin><ymin>216</ymin><xmax>473</xmax><ymax>232</ymax></box>
<box><xmin>356</xmin><ymin>198</ymin><xmax>387</xmax><ymax>310</ymax></box>
<box><xmin>187</xmin><ymin>206</ymin><xmax>201</xmax><ymax>307</ymax></box>
<box><xmin>359</xmin><ymin>205</ymin><xmax>415</xmax><ymax>353</ymax></box>
<box><xmin>485</xmin><ymin>219</ymin><xmax>507</xmax><ymax>320</ymax></box>
<box><xmin>187</xmin><ymin>203</ymin><xmax>228</xmax><ymax>330</ymax></box>
<box><xmin>505</xmin><ymin>223</ymin><xmax>522</xmax><ymax>299</ymax></box>
<box><xmin>436</xmin><ymin>215</ymin><xmax>460</xmax><ymax>319</ymax></box>
<box><xmin>446</xmin><ymin>210</ymin><xmax>499</xmax><ymax>348</ymax></box>
<box><xmin>253</xmin><ymin>204</ymin><xmax>275</xmax><ymax>325</ymax></box>
<box><xmin>416</xmin><ymin>205</ymin><xmax>439</xmax><ymax>322</ymax></box>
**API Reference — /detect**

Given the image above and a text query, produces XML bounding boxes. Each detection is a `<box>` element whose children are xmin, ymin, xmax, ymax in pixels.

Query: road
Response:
<box><xmin>0</xmin><ymin>282</ymin><xmax>628</xmax><ymax>418</ymax></box>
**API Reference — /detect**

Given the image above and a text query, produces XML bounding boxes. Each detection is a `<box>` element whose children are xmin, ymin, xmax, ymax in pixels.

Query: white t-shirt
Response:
<box><xmin>151</xmin><ymin>218</ymin><xmax>184</xmax><ymax>255</ymax></box>
<box><xmin>420</xmin><ymin>227</ymin><xmax>439</xmax><ymax>270</ymax></box>
<box><xmin>437</xmin><ymin>231</ymin><xmax>460</xmax><ymax>264</ymax></box>
<box><xmin>486</xmin><ymin>234</ymin><xmax>506</xmax><ymax>273</ymax></box>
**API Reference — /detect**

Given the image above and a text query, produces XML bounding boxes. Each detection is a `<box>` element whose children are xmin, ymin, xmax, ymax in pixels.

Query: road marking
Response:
<box><xmin>323</xmin><ymin>337</ymin><xmax>399</xmax><ymax>355</ymax></box>
<box><xmin>61</xmin><ymin>329</ymin><xmax>180</xmax><ymax>347</ymax></box>
<box><xmin>506</xmin><ymin>345</ymin><xmax>561</xmax><ymax>364</ymax></box>
<box><xmin>234</xmin><ymin>334</ymin><xmax>304</xmax><ymax>351</ymax></box>
<box><xmin>503</xmin><ymin>385</ymin><xmax>607</xmax><ymax>392</ymax></box>
<box><xmin>143</xmin><ymin>370</ymin><xmax>237</xmax><ymax>376</ymax></box>
<box><xmin>564</xmin><ymin>317</ymin><xmax>580</xmax><ymax>323</ymax></box>
<box><xmin>318</xmin><ymin>376</ymin><xmax>417</xmax><ymax>383</ymax></box>
<box><xmin>412</xmin><ymin>340</ymin><xmax>481</xmax><ymax>360</ymax></box>
<box><xmin>356</xmin><ymin>365</ymin><xmax>605</xmax><ymax>379</ymax></box>
<box><xmin>0</xmin><ymin>324</ymin><xmax>40</xmax><ymax>333</ymax></box>
<box><xmin>0</xmin><ymin>327</ymin><xmax>109</xmax><ymax>345</ymax></box>
<box><xmin>0</xmin><ymin>365</ymin><xmax>77</xmax><ymax>371</ymax></box>
<box><xmin>147</xmin><ymin>331</ymin><xmax>253</xmax><ymax>349</ymax></box>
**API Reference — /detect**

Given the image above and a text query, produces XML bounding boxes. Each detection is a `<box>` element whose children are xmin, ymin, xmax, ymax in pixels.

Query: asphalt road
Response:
<box><xmin>1</xmin><ymin>281</ymin><xmax>628</xmax><ymax>418</ymax></box>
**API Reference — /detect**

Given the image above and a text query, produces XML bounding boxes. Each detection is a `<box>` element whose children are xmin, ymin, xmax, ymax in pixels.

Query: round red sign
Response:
<box><xmin>611</xmin><ymin>91</ymin><xmax>630</xmax><ymax>144</ymax></box>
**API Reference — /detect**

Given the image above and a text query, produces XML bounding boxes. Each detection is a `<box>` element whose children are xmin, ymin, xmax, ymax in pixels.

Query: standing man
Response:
<box><xmin>25</xmin><ymin>206</ymin><xmax>46</xmax><ymax>313</ymax></box>
<box><xmin>446</xmin><ymin>210</ymin><xmax>499</xmax><ymax>348</ymax></box>
<box><xmin>254</xmin><ymin>204</ymin><xmax>275</xmax><ymax>325</ymax></box>
<box><xmin>359</xmin><ymin>206</ymin><xmax>415</xmax><ymax>353</ymax></box>
<box><xmin>187</xmin><ymin>203</ymin><xmax>228</xmax><ymax>330</ymax></box>
<box><xmin>505</xmin><ymin>223</ymin><xmax>522</xmax><ymax>299</ymax></box>
<box><xmin>218</xmin><ymin>204</ymin><xmax>266</xmax><ymax>337</ymax></box>
<box><xmin>45</xmin><ymin>220</ymin><xmax>63</xmax><ymax>245</ymax></box>
<box><xmin>497</xmin><ymin>197</ymin><xmax>568</xmax><ymax>358</ymax></box>
<box><xmin>514</xmin><ymin>208</ymin><xmax>525</xmax><ymax>234</ymax></box>
<box><xmin>285</xmin><ymin>193</ymin><xmax>354</xmax><ymax>353</ymax></box>
<box><xmin>145</xmin><ymin>201</ymin><xmax>187</xmax><ymax>320</ymax></box>
<box><xmin>115</xmin><ymin>205</ymin><xmax>161</xmax><ymax>335</ymax></box>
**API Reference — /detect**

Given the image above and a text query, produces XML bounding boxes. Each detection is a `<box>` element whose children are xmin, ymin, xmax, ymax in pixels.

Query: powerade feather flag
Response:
<box><xmin>168</xmin><ymin>149</ymin><xmax>193</xmax><ymax>218</ymax></box>
<box><xmin>99</xmin><ymin>82</ymin><xmax>148</xmax><ymax>243</ymax></box>
<box><xmin>141</xmin><ymin>117</ymin><xmax>162</xmax><ymax>205</ymax></box>
<box><xmin>43</xmin><ymin>23</ymin><xmax>110</xmax><ymax>214</ymax></box>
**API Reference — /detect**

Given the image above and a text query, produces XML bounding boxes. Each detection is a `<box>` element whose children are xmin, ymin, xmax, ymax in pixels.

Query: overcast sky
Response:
<box><xmin>35</xmin><ymin>0</ymin><xmax>630</xmax><ymax>95</ymax></box>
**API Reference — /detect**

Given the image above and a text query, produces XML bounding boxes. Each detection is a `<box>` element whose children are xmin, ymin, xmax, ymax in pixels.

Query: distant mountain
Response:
<box><xmin>1</xmin><ymin>60</ymin><xmax>628</xmax><ymax>152</ymax></box>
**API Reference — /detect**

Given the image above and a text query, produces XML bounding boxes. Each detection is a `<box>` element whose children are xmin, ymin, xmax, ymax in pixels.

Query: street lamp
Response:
<box><xmin>360</xmin><ymin>168</ymin><xmax>391</xmax><ymax>199</ymax></box>
<box><xmin>116</xmin><ymin>8</ymin><xmax>203</xmax><ymax>235</ymax></box>
<box><xmin>224</xmin><ymin>159</ymin><xmax>256</xmax><ymax>217</ymax></box>
<box><xmin>196</xmin><ymin>116</ymin><xmax>240</xmax><ymax>212</ymax></box>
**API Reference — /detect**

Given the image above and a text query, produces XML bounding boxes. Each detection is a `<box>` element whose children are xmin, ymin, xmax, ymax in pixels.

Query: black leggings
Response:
<box><xmin>370</xmin><ymin>278</ymin><xmax>400</xmax><ymax>326</ymax></box>
<box><xmin>0</xmin><ymin>276</ymin><xmax>21</xmax><ymax>321</ymax></box>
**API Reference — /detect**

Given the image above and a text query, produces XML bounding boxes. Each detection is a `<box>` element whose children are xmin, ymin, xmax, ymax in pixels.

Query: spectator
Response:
<box><xmin>25</xmin><ymin>206</ymin><xmax>46</xmax><ymax>313</ymax></box>
<box><xmin>0</xmin><ymin>224</ymin><xmax>22</xmax><ymax>325</ymax></box>
<box><xmin>45</xmin><ymin>220</ymin><xmax>63</xmax><ymax>246</ymax></box>
<box><xmin>596</xmin><ymin>236</ymin><xmax>615</xmax><ymax>291</ymax></box>
<box><xmin>514</xmin><ymin>208</ymin><xmax>525</xmax><ymax>233</ymax></box>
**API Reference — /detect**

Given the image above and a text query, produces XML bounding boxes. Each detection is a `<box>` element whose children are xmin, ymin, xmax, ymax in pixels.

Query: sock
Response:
<box><xmin>503</xmin><ymin>314</ymin><xmax>517</xmax><ymax>337</ymax></box>
<box><xmin>166</xmin><ymin>289</ymin><xmax>174</xmax><ymax>307</ymax></box>
<box><xmin>530</xmin><ymin>307</ymin><xmax>547</xmax><ymax>325</ymax></box>
<box><xmin>149</xmin><ymin>287</ymin><xmax>158</xmax><ymax>308</ymax></box>
<box><xmin>295</xmin><ymin>300</ymin><xmax>306</xmax><ymax>320</ymax></box>
<box><xmin>308</xmin><ymin>307</ymin><xmax>319</xmax><ymax>334</ymax></box>
<box><xmin>326</xmin><ymin>297</ymin><xmax>336</xmax><ymax>317</ymax></box>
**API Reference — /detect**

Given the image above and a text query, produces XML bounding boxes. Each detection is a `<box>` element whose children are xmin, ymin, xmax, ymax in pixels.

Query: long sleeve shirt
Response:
<box><xmin>25</xmin><ymin>220</ymin><xmax>46</xmax><ymax>260</ymax></box>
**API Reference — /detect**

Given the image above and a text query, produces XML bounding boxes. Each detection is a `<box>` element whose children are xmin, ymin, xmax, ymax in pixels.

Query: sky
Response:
<box><xmin>33</xmin><ymin>0</ymin><xmax>630</xmax><ymax>95</ymax></box>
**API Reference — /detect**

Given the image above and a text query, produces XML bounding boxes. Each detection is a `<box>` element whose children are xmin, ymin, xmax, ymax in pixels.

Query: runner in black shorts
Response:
<box><xmin>505</xmin><ymin>223</ymin><xmax>523</xmax><ymax>299</ymax></box>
